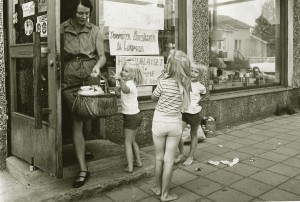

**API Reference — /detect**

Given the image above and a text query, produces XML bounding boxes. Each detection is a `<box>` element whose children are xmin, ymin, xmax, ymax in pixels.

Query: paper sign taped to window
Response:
<box><xmin>22</xmin><ymin>1</ymin><xmax>35</xmax><ymax>17</ymax></box>
<box><xmin>104</xmin><ymin>1</ymin><xmax>164</xmax><ymax>30</ymax></box>
<box><xmin>116</xmin><ymin>55</ymin><xmax>164</xmax><ymax>86</ymax></box>
<box><xmin>109</xmin><ymin>27</ymin><xmax>159</xmax><ymax>55</ymax></box>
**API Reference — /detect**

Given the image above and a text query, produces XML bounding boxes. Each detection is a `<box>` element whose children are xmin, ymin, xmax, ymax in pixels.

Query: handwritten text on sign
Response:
<box><xmin>103</xmin><ymin>1</ymin><xmax>164</xmax><ymax>30</ymax></box>
<box><xmin>116</xmin><ymin>56</ymin><xmax>164</xmax><ymax>86</ymax></box>
<box><xmin>109</xmin><ymin>27</ymin><xmax>159</xmax><ymax>55</ymax></box>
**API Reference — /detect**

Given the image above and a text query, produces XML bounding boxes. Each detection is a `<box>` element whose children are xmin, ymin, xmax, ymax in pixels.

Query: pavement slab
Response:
<box><xmin>249</xmin><ymin>170</ymin><xmax>289</xmax><ymax>186</ymax></box>
<box><xmin>207</xmin><ymin>187</ymin><xmax>253</xmax><ymax>202</ymax></box>
<box><xmin>2</xmin><ymin>113</ymin><xmax>300</xmax><ymax>202</ymax></box>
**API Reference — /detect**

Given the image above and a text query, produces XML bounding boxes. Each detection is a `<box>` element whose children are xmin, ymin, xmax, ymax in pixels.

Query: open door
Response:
<box><xmin>6</xmin><ymin>0</ymin><xmax>62</xmax><ymax>178</ymax></box>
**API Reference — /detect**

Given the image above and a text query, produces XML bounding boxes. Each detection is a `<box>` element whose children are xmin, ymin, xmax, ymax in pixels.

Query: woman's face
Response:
<box><xmin>74</xmin><ymin>4</ymin><xmax>90</xmax><ymax>26</ymax></box>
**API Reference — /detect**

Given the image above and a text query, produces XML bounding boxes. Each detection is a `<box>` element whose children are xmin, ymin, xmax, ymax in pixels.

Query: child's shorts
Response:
<box><xmin>123</xmin><ymin>112</ymin><xmax>142</xmax><ymax>130</ymax></box>
<box><xmin>182</xmin><ymin>112</ymin><xmax>201</xmax><ymax>127</ymax></box>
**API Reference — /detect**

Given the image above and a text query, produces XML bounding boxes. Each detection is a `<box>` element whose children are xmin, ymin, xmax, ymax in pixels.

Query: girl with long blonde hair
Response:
<box><xmin>151</xmin><ymin>49</ymin><xmax>191</xmax><ymax>201</ymax></box>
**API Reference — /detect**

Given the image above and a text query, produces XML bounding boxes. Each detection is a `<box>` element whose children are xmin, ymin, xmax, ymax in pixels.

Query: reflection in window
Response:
<box><xmin>99</xmin><ymin>0</ymin><xmax>178</xmax><ymax>96</ymax></box>
<box><xmin>209</xmin><ymin>0</ymin><xmax>281</xmax><ymax>91</ymax></box>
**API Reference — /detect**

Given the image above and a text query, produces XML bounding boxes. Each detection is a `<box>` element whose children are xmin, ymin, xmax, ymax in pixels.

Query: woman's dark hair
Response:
<box><xmin>69</xmin><ymin>0</ymin><xmax>93</xmax><ymax>18</ymax></box>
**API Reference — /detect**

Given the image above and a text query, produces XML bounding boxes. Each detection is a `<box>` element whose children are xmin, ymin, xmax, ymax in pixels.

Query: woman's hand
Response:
<box><xmin>90</xmin><ymin>66</ymin><xmax>101</xmax><ymax>77</ymax></box>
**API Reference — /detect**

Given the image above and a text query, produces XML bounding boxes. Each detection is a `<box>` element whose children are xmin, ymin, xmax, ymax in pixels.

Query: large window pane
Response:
<box><xmin>209</xmin><ymin>0</ymin><xmax>281</xmax><ymax>91</ymax></box>
<box><xmin>99</xmin><ymin>0</ymin><xmax>178</xmax><ymax>97</ymax></box>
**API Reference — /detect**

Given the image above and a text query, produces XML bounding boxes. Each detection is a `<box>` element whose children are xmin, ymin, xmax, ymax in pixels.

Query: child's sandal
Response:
<box><xmin>73</xmin><ymin>170</ymin><xmax>90</xmax><ymax>188</ymax></box>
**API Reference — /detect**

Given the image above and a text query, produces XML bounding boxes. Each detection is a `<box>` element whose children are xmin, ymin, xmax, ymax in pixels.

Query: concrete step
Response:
<box><xmin>4</xmin><ymin>140</ymin><xmax>154</xmax><ymax>202</ymax></box>
<box><xmin>63</xmin><ymin>139</ymin><xmax>128</xmax><ymax>178</ymax></box>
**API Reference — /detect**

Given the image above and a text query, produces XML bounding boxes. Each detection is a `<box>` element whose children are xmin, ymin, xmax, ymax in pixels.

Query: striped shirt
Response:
<box><xmin>152</xmin><ymin>78</ymin><xmax>181</xmax><ymax>113</ymax></box>
<box><xmin>184</xmin><ymin>82</ymin><xmax>206</xmax><ymax>114</ymax></box>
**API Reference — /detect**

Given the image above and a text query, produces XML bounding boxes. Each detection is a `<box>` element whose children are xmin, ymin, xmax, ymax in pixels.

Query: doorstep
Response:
<box><xmin>3</xmin><ymin>140</ymin><xmax>154</xmax><ymax>202</ymax></box>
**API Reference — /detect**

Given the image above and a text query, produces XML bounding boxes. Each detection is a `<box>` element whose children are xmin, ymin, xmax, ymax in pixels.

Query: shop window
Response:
<box><xmin>209</xmin><ymin>0</ymin><xmax>284</xmax><ymax>92</ymax></box>
<box><xmin>98</xmin><ymin>0</ymin><xmax>182</xmax><ymax>97</ymax></box>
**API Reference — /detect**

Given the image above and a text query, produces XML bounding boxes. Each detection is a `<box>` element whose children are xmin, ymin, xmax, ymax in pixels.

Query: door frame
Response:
<box><xmin>6</xmin><ymin>0</ymin><xmax>62</xmax><ymax>178</ymax></box>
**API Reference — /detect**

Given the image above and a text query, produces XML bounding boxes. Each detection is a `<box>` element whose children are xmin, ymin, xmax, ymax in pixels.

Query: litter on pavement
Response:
<box><xmin>208</xmin><ymin>157</ymin><xmax>239</xmax><ymax>167</ymax></box>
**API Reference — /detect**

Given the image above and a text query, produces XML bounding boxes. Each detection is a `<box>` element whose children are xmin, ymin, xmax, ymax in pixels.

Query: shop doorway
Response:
<box><xmin>6</xmin><ymin>0</ymin><xmax>63</xmax><ymax>178</ymax></box>
<box><xmin>5</xmin><ymin>0</ymin><xmax>121</xmax><ymax>179</ymax></box>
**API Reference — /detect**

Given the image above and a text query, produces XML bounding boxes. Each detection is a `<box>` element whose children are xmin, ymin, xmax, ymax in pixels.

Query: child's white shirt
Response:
<box><xmin>184</xmin><ymin>82</ymin><xmax>206</xmax><ymax>114</ymax></box>
<box><xmin>121</xmin><ymin>80</ymin><xmax>140</xmax><ymax>115</ymax></box>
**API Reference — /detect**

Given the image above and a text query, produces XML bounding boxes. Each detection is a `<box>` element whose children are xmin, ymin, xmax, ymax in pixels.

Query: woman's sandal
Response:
<box><xmin>73</xmin><ymin>170</ymin><xmax>90</xmax><ymax>188</ymax></box>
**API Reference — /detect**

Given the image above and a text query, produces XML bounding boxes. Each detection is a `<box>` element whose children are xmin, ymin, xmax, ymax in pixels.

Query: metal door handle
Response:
<box><xmin>33</xmin><ymin>32</ymin><xmax>42</xmax><ymax>129</ymax></box>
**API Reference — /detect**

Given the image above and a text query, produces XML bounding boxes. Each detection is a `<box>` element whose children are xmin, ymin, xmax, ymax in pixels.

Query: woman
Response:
<box><xmin>61</xmin><ymin>0</ymin><xmax>106</xmax><ymax>188</ymax></box>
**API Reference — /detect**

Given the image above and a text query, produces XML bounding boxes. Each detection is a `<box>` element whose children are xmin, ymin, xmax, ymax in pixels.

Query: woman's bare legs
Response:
<box><xmin>72</xmin><ymin>116</ymin><xmax>88</xmax><ymax>172</ymax></box>
<box><xmin>82</xmin><ymin>119</ymin><xmax>92</xmax><ymax>137</ymax></box>
<box><xmin>82</xmin><ymin>120</ymin><xmax>93</xmax><ymax>157</ymax></box>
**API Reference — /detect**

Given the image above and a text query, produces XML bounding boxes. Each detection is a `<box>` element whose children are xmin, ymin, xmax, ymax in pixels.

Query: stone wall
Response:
<box><xmin>105</xmin><ymin>88</ymin><xmax>300</xmax><ymax>147</ymax></box>
<box><xmin>0</xmin><ymin>0</ymin><xmax>7</xmax><ymax>170</ymax></box>
<box><xmin>294</xmin><ymin>0</ymin><xmax>300</xmax><ymax>87</ymax></box>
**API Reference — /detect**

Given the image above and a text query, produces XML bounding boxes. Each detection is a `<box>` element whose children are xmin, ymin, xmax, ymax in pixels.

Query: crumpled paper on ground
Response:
<box><xmin>208</xmin><ymin>157</ymin><xmax>239</xmax><ymax>167</ymax></box>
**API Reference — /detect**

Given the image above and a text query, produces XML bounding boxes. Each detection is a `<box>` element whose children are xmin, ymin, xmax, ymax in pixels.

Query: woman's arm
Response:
<box><xmin>91</xmin><ymin>29</ymin><xmax>106</xmax><ymax>77</ymax></box>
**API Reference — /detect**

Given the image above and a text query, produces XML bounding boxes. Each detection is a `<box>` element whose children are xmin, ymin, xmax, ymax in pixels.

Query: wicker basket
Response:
<box><xmin>72</xmin><ymin>76</ymin><xmax>118</xmax><ymax>118</ymax></box>
<box><xmin>72</xmin><ymin>92</ymin><xmax>118</xmax><ymax>118</ymax></box>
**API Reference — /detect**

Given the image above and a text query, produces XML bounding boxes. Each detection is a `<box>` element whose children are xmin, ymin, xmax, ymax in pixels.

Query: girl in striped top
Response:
<box><xmin>175</xmin><ymin>63</ymin><xmax>207</xmax><ymax>166</ymax></box>
<box><xmin>151</xmin><ymin>49</ymin><xmax>191</xmax><ymax>201</ymax></box>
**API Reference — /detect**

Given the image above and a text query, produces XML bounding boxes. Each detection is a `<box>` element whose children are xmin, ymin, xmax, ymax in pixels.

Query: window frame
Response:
<box><xmin>209</xmin><ymin>0</ymin><xmax>288</xmax><ymax>94</ymax></box>
<box><xmin>92</xmin><ymin>0</ymin><xmax>187</xmax><ymax>100</ymax></box>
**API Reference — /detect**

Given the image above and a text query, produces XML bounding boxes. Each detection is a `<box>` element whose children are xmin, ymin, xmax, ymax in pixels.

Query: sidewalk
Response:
<box><xmin>81</xmin><ymin>113</ymin><xmax>300</xmax><ymax>202</ymax></box>
<box><xmin>1</xmin><ymin>113</ymin><xmax>300</xmax><ymax>202</ymax></box>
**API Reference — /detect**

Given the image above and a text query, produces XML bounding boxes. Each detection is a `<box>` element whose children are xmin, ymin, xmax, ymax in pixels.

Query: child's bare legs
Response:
<box><xmin>160</xmin><ymin>135</ymin><xmax>181</xmax><ymax>201</ymax></box>
<box><xmin>132</xmin><ymin>130</ymin><xmax>142</xmax><ymax>167</ymax></box>
<box><xmin>124</xmin><ymin>128</ymin><xmax>136</xmax><ymax>173</ymax></box>
<box><xmin>175</xmin><ymin>122</ymin><xmax>187</xmax><ymax>163</ymax></box>
<box><xmin>151</xmin><ymin>135</ymin><xmax>166</xmax><ymax>196</ymax></box>
<box><xmin>183</xmin><ymin>125</ymin><xmax>199</xmax><ymax>166</ymax></box>
<box><xmin>152</xmin><ymin>134</ymin><xmax>180</xmax><ymax>201</ymax></box>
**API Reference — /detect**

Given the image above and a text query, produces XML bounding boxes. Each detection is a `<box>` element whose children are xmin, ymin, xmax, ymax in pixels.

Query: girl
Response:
<box><xmin>175</xmin><ymin>63</ymin><xmax>207</xmax><ymax>166</ymax></box>
<box><xmin>151</xmin><ymin>50</ymin><xmax>191</xmax><ymax>201</ymax></box>
<box><xmin>115</xmin><ymin>59</ymin><xmax>144</xmax><ymax>173</ymax></box>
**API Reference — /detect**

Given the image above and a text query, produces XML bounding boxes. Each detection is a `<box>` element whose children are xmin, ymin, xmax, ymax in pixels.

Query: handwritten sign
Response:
<box><xmin>109</xmin><ymin>27</ymin><xmax>159</xmax><ymax>55</ymax></box>
<box><xmin>103</xmin><ymin>1</ymin><xmax>164</xmax><ymax>30</ymax></box>
<box><xmin>116</xmin><ymin>56</ymin><xmax>164</xmax><ymax>86</ymax></box>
